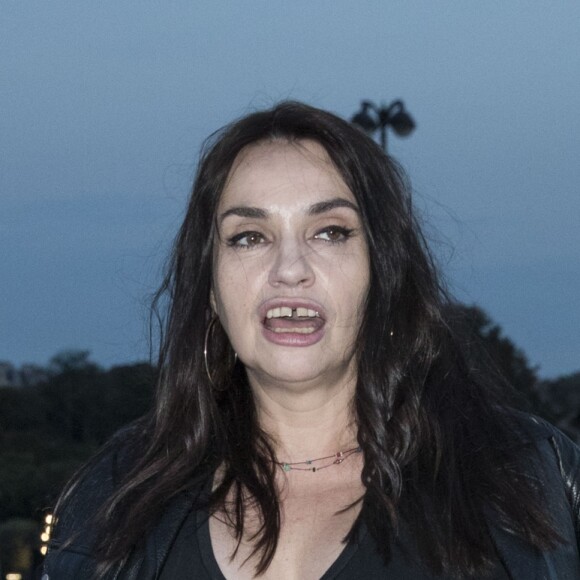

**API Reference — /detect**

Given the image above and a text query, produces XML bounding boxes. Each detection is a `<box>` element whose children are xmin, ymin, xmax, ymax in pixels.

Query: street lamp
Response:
<box><xmin>351</xmin><ymin>100</ymin><xmax>415</xmax><ymax>153</ymax></box>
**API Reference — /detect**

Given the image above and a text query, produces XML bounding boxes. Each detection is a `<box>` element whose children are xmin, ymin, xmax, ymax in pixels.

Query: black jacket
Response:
<box><xmin>42</xmin><ymin>417</ymin><xmax>580</xmax><ymax>579</ymax></box>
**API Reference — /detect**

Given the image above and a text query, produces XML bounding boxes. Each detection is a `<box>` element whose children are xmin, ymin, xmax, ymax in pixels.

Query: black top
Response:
<box><xmin>42</xmin><ymin>417</ymin><xmax>580</xmax><ymax>579</ymax></box>
<box><xmin>159</xmin><ymin>486</ymin><xmax>511</xmax><ymax>580</ymax></box>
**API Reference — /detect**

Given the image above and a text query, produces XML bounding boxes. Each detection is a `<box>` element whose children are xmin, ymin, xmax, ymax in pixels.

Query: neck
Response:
<box><xmin>247</xmin><ymin>369</ymin><xmax>359</xmax><ymax>462</ymax></box>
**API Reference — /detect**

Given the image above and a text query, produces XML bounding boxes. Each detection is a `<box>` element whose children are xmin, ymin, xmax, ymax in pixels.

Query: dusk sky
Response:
<box><xmin>2</xmin><ymin>2</ymin><xmax>579</xmax><ymax>378</ymax></box>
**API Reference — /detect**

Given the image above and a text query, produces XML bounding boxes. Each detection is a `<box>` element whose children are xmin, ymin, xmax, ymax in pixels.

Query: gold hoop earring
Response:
<box><xmin>204</xmin><ymin>316</ymin><xmax>218</xmax><ymax>386</ymax></box>
<box><xmin>204</xmin><ymin>316</ymin><xmax>237</xmax><ymax>389</ymax></box>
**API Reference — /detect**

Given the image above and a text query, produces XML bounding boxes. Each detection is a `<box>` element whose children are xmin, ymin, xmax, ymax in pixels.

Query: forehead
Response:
<box><xmin>219</xmin><ymin>139</ymin><xmax>355</xmax><ymax>208</ymax></box>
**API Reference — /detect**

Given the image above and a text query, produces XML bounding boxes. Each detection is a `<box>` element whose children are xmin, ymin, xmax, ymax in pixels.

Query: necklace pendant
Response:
<box><xmin>282</xmin><ymin>463</ymin><xmax>291</xmax><ymax>472</ymax></box>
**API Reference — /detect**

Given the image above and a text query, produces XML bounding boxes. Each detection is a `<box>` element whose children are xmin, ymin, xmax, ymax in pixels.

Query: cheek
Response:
<box><xmin>213</xmin><ymin>259</ymin><xmax>234</xmax><ymax>320</ymax></box>
<box><xmin>215</xmin><ymin>251</ymin><xmax>268</xmax><ymax>299</ymax></box>
<box><xmin>329</xmin><ymin>248</ymin><xmax>370</xmax><ymax>296</ymax></box>
<box><xmin>339</xmin><ymin>265</ymin><xmax>370</xmax><ymax>323</ymax></box>
<box><xmin>213</xmin><ymin>260</ymin><xmax>254</xmax><ymax>332</ymax></box>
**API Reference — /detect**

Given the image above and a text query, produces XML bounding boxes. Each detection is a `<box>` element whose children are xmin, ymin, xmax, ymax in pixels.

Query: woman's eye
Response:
<box><xmin>314</xmin><ymin>226</ymin><xmax>354</xmax><ymax>243</ymax></box>
<box><xmin>228</xmin><ymin>231</ymin><xmax>265</xmax><ymax>248</ymax></box>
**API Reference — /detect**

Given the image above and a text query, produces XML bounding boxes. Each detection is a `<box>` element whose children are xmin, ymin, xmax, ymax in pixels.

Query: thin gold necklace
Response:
<box><xmin>275</xmin><ymin>446</ymin><xmax>362</xmax><ymax>473</ymax></box>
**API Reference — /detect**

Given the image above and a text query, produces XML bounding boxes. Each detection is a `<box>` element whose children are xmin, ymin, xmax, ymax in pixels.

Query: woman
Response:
<box><xmin>43</xmin><ymin>102</ymin><xmax>580</xmax><ymax>579</ymax></box>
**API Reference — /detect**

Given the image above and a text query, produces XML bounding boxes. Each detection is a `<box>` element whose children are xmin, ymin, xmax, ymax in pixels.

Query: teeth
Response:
<box><xmin>267</xmin><ymin>306</ymin><xmax>292</xmax><ymax>319</ymax></box>
<box><xmin>266</xmin><ymin>307</ymin><xmax>320</xmax><ymax>319</ymax></box>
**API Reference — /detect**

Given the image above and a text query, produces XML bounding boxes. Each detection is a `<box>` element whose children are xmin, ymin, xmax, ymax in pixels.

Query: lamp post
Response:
<box><xmin>351</xmin><ymin>100</ymin><xmax>415</xmax><ymax>153</ymax></box>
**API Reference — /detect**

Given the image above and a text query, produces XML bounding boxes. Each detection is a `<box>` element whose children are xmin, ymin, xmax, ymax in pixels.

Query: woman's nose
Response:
<box><xmin>267</xmin><ymin>239</ymin><xmax>315</xmax><ymax>288</ymax></box>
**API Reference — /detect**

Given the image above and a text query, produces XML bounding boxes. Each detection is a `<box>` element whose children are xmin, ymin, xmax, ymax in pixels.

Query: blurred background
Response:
<box><xmin>1</xmin><ymin>2</ymin><xmax>579</xmax><ymax>577</ymax></box>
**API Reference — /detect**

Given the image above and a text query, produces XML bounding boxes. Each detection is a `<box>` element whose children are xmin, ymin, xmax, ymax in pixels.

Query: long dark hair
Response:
<box><xmin>62</xmin><ymin>102</ymin><xmax>560</xmax><ymax>576</ymax></box>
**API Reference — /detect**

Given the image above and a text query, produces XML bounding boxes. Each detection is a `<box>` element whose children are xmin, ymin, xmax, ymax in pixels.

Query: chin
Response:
<box><xmin>249</xmin><ymin>357</ymin><xmax>353</xmax><ymax>391</ymax></box>
<box><xmin>264</xmin><ymin>364</ymin><xmax>322</xmax><ymax>386</ymax></box>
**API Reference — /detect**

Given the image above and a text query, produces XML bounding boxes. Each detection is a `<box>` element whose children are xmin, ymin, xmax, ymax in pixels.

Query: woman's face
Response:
<box><xmin>212</xmin><ymin>140</ymin><xmax>370</xmax><ymax>391</ymax></box>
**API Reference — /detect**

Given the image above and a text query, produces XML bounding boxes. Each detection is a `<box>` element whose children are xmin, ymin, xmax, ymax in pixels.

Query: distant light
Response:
<box><xmin>41</xmin><ymin>532</ymin><xmax>50</xmax><ymax>542</ymax></box>
<box><xmin>45</xmin><ymin>514</ymin><xmax>53</xmax><ymax>525</ymax></box>
<box><xmin>40</xmin><ymin>546</ymin><xmax>48</xmax><ymax>556</ymax></box>
<box><xmin>6</xmin><ymin>573</ymin><xmax>23</xmax><ymax>580</ymax></box>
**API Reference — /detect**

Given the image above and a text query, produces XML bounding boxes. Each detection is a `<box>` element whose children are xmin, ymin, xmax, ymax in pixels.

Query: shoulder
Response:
<box><xmin>504</xmin><ymin>410</ymin><xmax>579</xmax><ymax>467</ymax></box>
<box><xmin>42</xmin><ymin>425</ymin><xmax>145</xmax><ymax>578</ymax></box>
<box><xmin>46</xmin><ymin>424</ymin><xmax>142</xmax><ymax>557</ymax></box>
<box><xmin>507</xmin><ymin>410</ymin><xmax>579</xmax><ymax>455</ymax></box>
<box><xmin>506</xmin><ymin>411</ymin><xmax>580</xmax><ymax>533</ymax></box>
<box><xmin>43</xmin><ymin>425</ymin><xmax>211</xmax><ymax>579</ymax></box>
<box><xmin>488</xmin><ymin>413</ymin><xmax>580</xmax><ymax>575</ymax></box>
<box><xmin>522</xmin><ymin>414</ymin><xmax>580</xmax><ymax>503</ymax></box>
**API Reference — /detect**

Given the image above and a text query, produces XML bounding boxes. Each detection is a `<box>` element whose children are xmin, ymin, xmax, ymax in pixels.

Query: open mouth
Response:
<box><xmin>263</xmin><ymin>307</ymin><xmax>325</xmax><ymax>335</ymax></box>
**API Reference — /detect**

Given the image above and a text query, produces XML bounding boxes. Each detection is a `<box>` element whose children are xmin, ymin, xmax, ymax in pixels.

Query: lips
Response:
<box><xmin>258</xmin><ymin>299</ymin><xmax>327</xmax><ymax>347</ymax></box>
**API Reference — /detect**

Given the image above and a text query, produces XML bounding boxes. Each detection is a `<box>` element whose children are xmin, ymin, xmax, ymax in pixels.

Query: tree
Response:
<box><xmin>48</xmin><ymin>350</ymin><xmax>100</xmax><ymax>375</ymax></box>
<box><xmin>447</xmin><ymin>304</ymin><xmax>546</xmax><ymax>417</ymax></box>
<box><xmin>539</xmin><ymin>372</ymin><xmax>580</xmax><ymax>440</ymax></box>
<box><xmin>0</xmin><ymin>355</ymin><xmax>155</xmax><ymax>522</ymax></box>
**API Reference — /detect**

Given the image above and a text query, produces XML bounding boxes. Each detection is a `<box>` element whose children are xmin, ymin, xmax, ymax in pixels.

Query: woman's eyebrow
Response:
<box><xmin>308</xmin><ymin>198</ymin><xmax>359</xmax><ymax>215</ymax></box>
<box><xmin>219</xmin><ymin>197</ymin><xmax>359</xmax><ymax>224</ymax></box>
<box><xmin>219</xmin><ymin>206</ymin><xmax>268</xmax><ymax>223</ymax></box>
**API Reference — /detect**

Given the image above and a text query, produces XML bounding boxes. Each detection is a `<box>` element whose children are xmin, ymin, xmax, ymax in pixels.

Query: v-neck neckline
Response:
<box><xmin>196</xmin><ymin>500</ymin><xmax>367</xmax><ymax>580</ymax></box>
